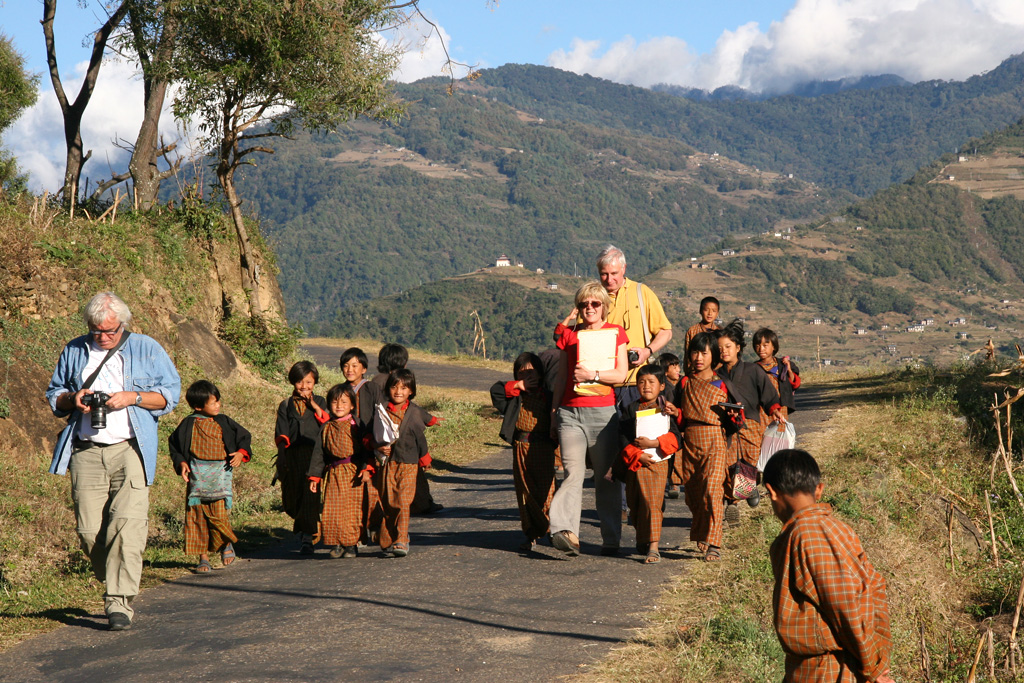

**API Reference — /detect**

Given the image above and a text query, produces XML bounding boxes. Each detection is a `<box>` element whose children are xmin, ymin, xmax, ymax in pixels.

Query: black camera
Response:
<box><xmin>627</xmin><ymin>349</ymin><xmax>641</xmax><ymax>364</ymax></box>
<box><xmin>82</xmin><ymin>391</ymin><xmax>112</xmax><ymax>430</ymax></box>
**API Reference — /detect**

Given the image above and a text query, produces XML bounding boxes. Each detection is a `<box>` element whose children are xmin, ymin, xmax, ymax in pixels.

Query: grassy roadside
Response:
<box><xmin>303</xmin><ymin>336</ymin><xmax>509</xmax><ymax>373</ymax></box>
<box><xmin>0</xmin><ymin>361</ymin><xmax>501</xmax><ymax>651</ymax></box>
<box><xmin>581</xmin><ymin>365</ymin><xmax>1024</xmax><ymax>682</ymax></box>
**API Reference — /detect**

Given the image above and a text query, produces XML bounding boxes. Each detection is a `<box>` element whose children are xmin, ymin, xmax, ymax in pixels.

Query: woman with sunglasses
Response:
<box><xmin>548</xmin><ymin>281</ymin><xmax>629</xmax><ymax>557</ymax></box>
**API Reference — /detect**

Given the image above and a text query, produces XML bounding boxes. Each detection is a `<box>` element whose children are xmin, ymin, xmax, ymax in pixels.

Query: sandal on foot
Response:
<box><xmin>518</xmin><ymin>539</ymin><xmax>536</xmax><ymax>553</ymax></box>
<box><xmin>221</xmin><ymin>543</ymin><xmax>236</xmax><ymax>566</ymax></box>
<box><xmin>550</xmin><ymin>530</ymin><xmax>580</xmax><ymax>557</ymax></box>
<box><xmin>342</xmin><ymin>546</ymin><xmax>358</xmax><ymax>559</ymax></box>
<box><xmin>696</xmin><ymin>542</ymin><xmax>708</xmax><ymax>554</ymax></box>
<box><xmin>329</xmin><ymin>545</ymin><xmax>344</xmax><ymax>559</ymax></box>
<box><xmin>391</xmin><ymin>543</ymin><xmax>409</xmax><ymax>557</ymax></box>
<box><xmin>704</xmin><ymin>546</ymin><xmax>721</xmax><ymax>562</ymax></box>
<box><xmin>195</xmin><ymin>558</ymin><xmax>212</xmax><ymax>573</ymax></box>
<box><xmin>645</xmin><ymin>550</ymin><xmax>662</xmax><ymax>564</ymax></box>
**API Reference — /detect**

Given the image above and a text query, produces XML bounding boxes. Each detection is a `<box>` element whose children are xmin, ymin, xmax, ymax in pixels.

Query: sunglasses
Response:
<box><xmin>579</xmin><ymin>300</ymin><xmax>603</xmax><ymax>310</ymax></box>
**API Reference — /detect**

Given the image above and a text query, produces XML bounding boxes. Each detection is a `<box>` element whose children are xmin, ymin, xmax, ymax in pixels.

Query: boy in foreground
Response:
<box><xmin>763</xmin><ymin>449</ymin><xmax>894</xmax><ymax>683</ymax></box>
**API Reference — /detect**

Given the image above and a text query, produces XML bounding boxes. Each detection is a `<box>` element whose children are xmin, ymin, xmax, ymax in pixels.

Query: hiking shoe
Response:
<box><xmin>666</xmin><ymin>485</ymin><xmax>680</xmax><ymax>499</ymax></box>
<box><xmin>551</xmin><ymin>530</ymin><xmax>580</xmax><ymax>557</ymax></box>
<box><xmin>108</xmin><ymin>613</ymin><xmax>132</xmax><ymax>631</ymax></box>
<box><xmin>342</xmin><ymin>546</ymin><xmax>358</xmax><ymax>559</ymax></box>
<box><xmin>725</xmin><ymin>503</ymin><xmax>741</xmax><ymax>527</ymax></box>
<box><xmin>329</xmin><ymin>545</ymin><xmax>344</xmax><ymax>559</ymax></box>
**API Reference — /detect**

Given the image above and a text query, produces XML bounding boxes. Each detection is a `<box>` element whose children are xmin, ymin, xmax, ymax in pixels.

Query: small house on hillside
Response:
<box><xmin>907</xmin><ymin>324</ymin><xmax>925</xmax><ymax>332</ymax></box>
<box><xmin>854</xmin><ymin>328</ymin><xmax>867</xmax><ymax>336</ymax></box>
<box><xmin>810</xmin><ymin>317</ymin><xmax>823</xmax><ymax>326</ymax></box>
<box><xmin>746</xmin><ymin>304</ymin><xmax>757</xmax><ymax>312</ymax></box>
<box><xmin>495</xmin><ymin>255</ymin><xmax>511</xmax><ymax>267</ymax></box>
<box><xmin>721</xmin><ymin>249</ymin><xmax>736</xmax><ymax>256</ymax></box>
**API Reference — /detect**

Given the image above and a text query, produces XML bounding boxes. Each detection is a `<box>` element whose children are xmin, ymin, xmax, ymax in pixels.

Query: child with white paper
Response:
<box><xmin>611</xmin><ymin>365</ymin><xmax>680</xmax><ymax>564</ymax></box>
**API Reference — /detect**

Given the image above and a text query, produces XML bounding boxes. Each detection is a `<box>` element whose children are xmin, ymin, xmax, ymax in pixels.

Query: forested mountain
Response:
<box><xmin>236</xmin><ymin>81</ymin><xmax>849</xmax><ymax>327</ymax></box>
<box><xmin>224</xmin><ymin>56</ymin><xmax>1024</xmax><ymax>333</ymax></box>
<box><xmin>329</xmin><ymin>118</ymin><xmax>1024</xmax><ymax>366</ymax></box>
<box><xmin>479</xmin><ymin>55</ymin><xmax>1024</xmax><ymax>196</ymax></box>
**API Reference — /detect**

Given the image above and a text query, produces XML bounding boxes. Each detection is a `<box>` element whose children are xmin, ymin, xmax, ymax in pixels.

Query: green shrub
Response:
<box><xmin>219</xmin><ymin>314</ymin><xmax>302</xmax><ymax>379</ymax></box>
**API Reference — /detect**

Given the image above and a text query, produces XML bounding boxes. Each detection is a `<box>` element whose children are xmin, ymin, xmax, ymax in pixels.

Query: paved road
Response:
<box><xmin>302</xmin><ymin>344</ymin><xmax>509</xmax><ymax>393</ymax></box>
<box><xmin>0</xmin><ymin>383</ymin><xmax>833</xmax><ymax>682</ymax></box>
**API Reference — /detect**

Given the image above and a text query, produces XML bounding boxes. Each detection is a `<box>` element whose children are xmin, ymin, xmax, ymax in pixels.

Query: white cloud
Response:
<box><xmin>548</xmin><ymin>0</ymin><xmax>1024</xmax><ymax>93</ymax></box>
<box><xmin>3</xmin><ymin>57</ymin><xmax>191</xmax><ymax>194</ymax></box>
<box><xmin>389</xmin><ymin>15</ymin><xmax>471</xmax><ymax>83</ymax></box>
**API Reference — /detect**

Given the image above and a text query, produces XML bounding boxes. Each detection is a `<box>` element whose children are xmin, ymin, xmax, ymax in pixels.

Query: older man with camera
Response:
<box><xmin>46</xmin><ymin>292</ymin><xmax>180</xmax><ymax>631</ymax></box>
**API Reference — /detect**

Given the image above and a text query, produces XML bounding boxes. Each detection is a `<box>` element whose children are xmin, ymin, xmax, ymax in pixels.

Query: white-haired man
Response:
<box><xmin>595</xmin><ymin>245</ymin><xmax>673</xmax><ymax>409</ymax></box>
<box><xmin>46</xmin><ymin>292</ymin><xmax>180</xmax><ymax>631</ymax></box>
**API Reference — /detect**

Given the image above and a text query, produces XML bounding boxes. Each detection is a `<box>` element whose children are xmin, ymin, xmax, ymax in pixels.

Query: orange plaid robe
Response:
<box><xmin>183</xmin><ymin>419</ymin><xmax>237</xmax><ymax>554</ymax></box>
<box><xmin>379</xmin><ymin>404</ymin><xmax>417</xmax><ymax>548</ymax></box>
<box><xmin>771</xmin><ymin>504</ymin><xmax>892</xmax><ymax>682</ymax></box>
<box><xmin>512</xmin><ymin>391</ymin><xmax>557</xmax><ymax>541</ymax></box>
<box><xmin>758</xmin><ymin>358</ymin><xmax>789</xmax><ymax>422</ymax></box>
<box><xmin>622</xmin><ymin>400</ymin><xmax>676</xmax><ymax>546</ymax></box>
<box><xmin>319</xmin><ymin>419</ymin><xmax>364</xmax><ymax>547</ymax></box>
<box><xmin>679</xmin><ymin>375</ymin><xmax>731</xmax><ymax>547</ymax></box>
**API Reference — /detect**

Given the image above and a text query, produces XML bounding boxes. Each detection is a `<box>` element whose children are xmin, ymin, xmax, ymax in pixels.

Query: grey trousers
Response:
<box><xmin>549</xmin><ymin>405</ymin><xmax>622</xmax><ymax>548</ymax></box>
<box><xmin>69</xmin><ymin>440</ymin><xmax>150</xmax><ymax>618</ymax></box>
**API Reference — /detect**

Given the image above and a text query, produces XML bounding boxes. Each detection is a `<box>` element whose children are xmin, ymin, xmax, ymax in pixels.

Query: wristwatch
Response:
<box><xmin>135</xmin><ymin>392</ymin><xmax>143</xmax><ymax>406</ymax></box>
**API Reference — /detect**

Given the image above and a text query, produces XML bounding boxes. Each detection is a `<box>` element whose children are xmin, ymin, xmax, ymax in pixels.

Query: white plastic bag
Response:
<box><xmin>758</xmin><ymin>420</ymin><xmax>796</xmax><ymax>472</ymax></box>
<box><xmin>373</xmin><ymin>403</ymin><xmax>400</xmax><ymax>446</ymax></box>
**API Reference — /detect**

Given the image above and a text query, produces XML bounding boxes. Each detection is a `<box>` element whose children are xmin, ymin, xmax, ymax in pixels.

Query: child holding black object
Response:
<box><xmin>374</xmin><ymin>369</ymin><xmax>436</xmax><ymax>557</ymax></box>
<box><xmin>764</xmin><ymin>449</ymin><xmax>893</xmax><ymax>683</ymax></box>
<box><xmin>613</xmin><ymin>365</ymin><xmax>680</xmax><ymax>564</ymax></box>
<box><xmin>169</xmin><ymin>380</ymin><xmax>252</xmax><ymax>573</ymax></box>
<box><xmin>308</xmin><ymin>384</ymin><xmax>368</xmax><ymax>559</ymax></box>
<box><xmin>490</xmin><ymin>352</ymin><xmax>558</xmax><ymax>552</ymax></box>
<box><xmin>275</xmin><ymin>361</ymin><xmax>329</xmax><ymax>554</ymax></box>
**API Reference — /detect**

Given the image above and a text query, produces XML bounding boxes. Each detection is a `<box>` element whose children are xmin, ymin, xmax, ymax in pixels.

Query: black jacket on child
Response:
<box><xmin>168</xmin><ymin>414</ymin><xmax>252</xmax><ymax>471</ymax></box>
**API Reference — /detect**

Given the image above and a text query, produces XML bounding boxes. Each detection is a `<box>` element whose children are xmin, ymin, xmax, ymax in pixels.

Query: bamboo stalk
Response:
<box><xmin>919</xmin><ymin>617</ymin><xmax>931</xmax><ymax>682</ymax></box>
<box><xmin>986</xmin><ymin>490</ymin><xmax>1000</xmax><ymax>567</ymax></box>
<box><xmin>111</xmin><ymin>188</ymin><xmax>122</xmax><ymax>222</ymax></box>
<box><xmin>947</xmin><ymin>502</ymin><xmax>956</xmax><ymax>575</ymax></box>
<box><xmin>967</xmin><ymin>633</ymin><xmax>985</xmax><ymax>683</ymax></box>
<box><xmin>1001</xmin><ymin>443</ymin><xmax>1024</xmax><ymax>513</ymax></box>
<box><xmin>1008</xmin><ymin>401</ymin><xmax>1014</xmax><ymax>456</ymax></box>
<box><xmin>994</xmin><ymin>396</ymin><xmax>1003</xmax><ymax>486</ymax></box>
<box><xmin>1009</xmin><ymin>573</ymin><xmax>1024</xmax><ymax>673</ymax></box>
<box><xmin>988</xmin><ymin>628</ymin><xmax>995</xmax><ymax>680</ymax></box>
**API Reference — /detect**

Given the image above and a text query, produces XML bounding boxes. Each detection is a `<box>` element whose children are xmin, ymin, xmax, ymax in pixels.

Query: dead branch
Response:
<box><xmin>988</xmin><ymin>628</ymin><xmax>996</xmax><ymax>680</ymax></box>
<box><xmin>1011</xmin><ymin>574</ymin><xmax>1024</xmax><ymax>673</ymax></box>
<box><xmin>906</xmin><ymin>460</ymin><xmax>973</xmax><ymax>508</ymax></box>
<box><xmin>947</xmin><ymin>502</ymin><xmax>956</xmax><ymax>575</ymax></box>
<box><xmin>986</xmin><ymin>490</ymin><xmax>1000</xmax><ymax>567</ymax></box>
<box><xmin>918</xmin><ymin>616</ymin><xmax>932</xmax><ymax>682</ymax></box>
<box><xmin>967</xmin><ymin>632</ymin><xmax>985</xmax><ymax>683</ymax></box>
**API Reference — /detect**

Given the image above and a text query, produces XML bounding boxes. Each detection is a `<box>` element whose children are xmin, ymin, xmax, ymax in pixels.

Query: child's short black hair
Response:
<box><xmin>752</xmin><ymin>328</ymin><xmax>780</xmax><ymax>356</ymax></box>
<box><xmin>636</xmin><ymin>364</ymin><xmax>666</xmax><ymax>385</ymax></box>
<box><xmin>687</xmin><ymin>331</ymin><xmax>721</xmax><ymax>368</ymax></box>
<box><xmin>340</xmin><ymin>347</ymin><xmax>368</xmax><ymax>370</ymax></box>
<box><xmin>326</xmin><ymin>383</ymin><xmax>357</xmax><ymax>408</ymax></box>
<box><xmin>186</xmin><ymin>379</ymin><xmax>220</xmax><ymax>410</ymax></box>
<box><xmin>719</xmin><ymin>318</ymin><xmax>746</xmax><ymax>354</ymax></box>
<box><xmin>658</xmin><ymin>352</ymin><xmax>680</xmax><ymax>370</ymax></box>
<box><xmin>385</xmin><ymin>368</ymin><xmax>416</xmax><ymax>400</ymax></box>
<box><xmin>377</xmin><ymin>343</ymin><xmax>409</xmax><ymax>374</ymax></box>
<box><xmin>763</xmin><ymin>449</ymin><xmax>821</xmax><ymax>495</ymax></box>
<box><xmin>699</xmin><ymin>296</ymin><xmax>720</xmax><ymax>312</ymax></box>
<box><xmin>288</xmin><ymin>360</ymin><xmax>319</xmax><ymax>385</ymax></box>
<box><xmin>513</xmin><ymin>351</ymin><xmax>543</xmax><ymax>379</ymax></box>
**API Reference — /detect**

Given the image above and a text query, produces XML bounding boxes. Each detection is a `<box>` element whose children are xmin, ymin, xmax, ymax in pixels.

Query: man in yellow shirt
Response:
<box><xmin>597</xmin><ymin>245</ymin><xmax>673</xmax><ymax>409</ymax></box>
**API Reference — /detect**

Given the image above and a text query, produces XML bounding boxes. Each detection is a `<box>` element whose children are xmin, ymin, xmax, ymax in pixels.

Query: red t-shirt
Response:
<box><xmin>556</xmin><ymin>322</ymin><xmax>628</xmax><ymax>408</ymax></box>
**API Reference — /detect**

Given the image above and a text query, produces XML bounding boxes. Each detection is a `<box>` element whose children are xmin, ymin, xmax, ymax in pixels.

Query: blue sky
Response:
<box><xmin>3</xmin><ymin>0</ymin><xmax>1024</xmax><ymax>191</ymax></box>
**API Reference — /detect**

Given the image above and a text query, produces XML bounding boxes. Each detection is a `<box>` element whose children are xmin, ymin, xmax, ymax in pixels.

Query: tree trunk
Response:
<box><xmin>128</xmin><ymin>5</ymin><xmax>179</xmax><ymax>210</ymax></box>
<box><xmin>216</xmin><ymin>162</ymin><xmax>263</xmax><ymax>319</ymax></box>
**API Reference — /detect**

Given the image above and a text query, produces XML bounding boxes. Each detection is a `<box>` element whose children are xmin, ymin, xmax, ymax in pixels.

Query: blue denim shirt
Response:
<box><xmin>46</xmin><ymin>333</ymin><xmax>181</xmax><ymax>485</ymax></box>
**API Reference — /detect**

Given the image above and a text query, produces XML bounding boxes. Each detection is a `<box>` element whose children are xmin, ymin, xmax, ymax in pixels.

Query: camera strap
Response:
<box><xmin>82</xmin><ymin>331</ymin><xmax>132</xmax><ymax>391</ymax></box>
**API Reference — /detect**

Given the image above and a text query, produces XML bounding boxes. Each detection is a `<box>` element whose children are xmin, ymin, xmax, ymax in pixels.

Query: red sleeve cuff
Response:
<box><xmin>656</xmin><ymin>433</ymin><xmax>678</xmax><ymax>456</ymax></box>
<box><xmin>314</xmin><ymin>410</ymin><xmax>330</xmax><ymax>425</ymax></box>
<box><xmin>622</xmin><ymin>445</ymin><xmax>644</xmax><ymax>472</ymax></box>
<box><xmin>504</xmin><ymin>380</ymin><xmax>521</xmax><ymax>398</ymax></box>
<box><xmin>361</xmin><ymin>434</ymin><xmax>374</xmax><ymax>450</ymax></box>
<box><xmin>275</xmin><ymin>434</ymin><xmax>291</xmax><ymax>449</ymax></box>
<box><xmin>426</xmin><ymin>416</ymin><xmax>439</xmax><ymax>427</ymax></box>
<box><xmin>238</xmin><ymin>448</ymin><xmax>251</xmax><ymax>463</ymax></box>
<box><xmin>768</xmin><ymin>404</ymin><xmax>781</xmax><ymax>416</ymax></box>
<box><xmin>364</xmin><ymin>463</ymin><xmax>376</xmax><ymax>475</ymax></box>
<box><xmin>419</xmin><ymin>453</ymin><xmax>432</xmax><ymax>468</ymax></box>
<box><xmin>790</xmin><ymin>373</ymin><xmax>801</xmax><ymax>389</ymax></box>
<box><xmin>308</xmin><ymin>476</ymin><xmax>321</xmax><ymax>482</ymax></box>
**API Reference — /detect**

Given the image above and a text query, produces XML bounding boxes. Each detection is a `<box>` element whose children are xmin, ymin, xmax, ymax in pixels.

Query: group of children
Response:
<box><xmin>163</xmin><ymin>295</ymin><xmax>891</xmax><ymax>681</ymax></box>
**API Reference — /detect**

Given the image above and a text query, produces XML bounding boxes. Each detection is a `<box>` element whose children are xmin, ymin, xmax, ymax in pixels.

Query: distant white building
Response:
<box><xmin>922</xmin><ymin>318</ymin><xmax>934</xmax><ymax>326</ymax></box>
<box><xmin>536</xmin><ymin>268</ymin><xmax>545</xmax><ymax>275</ymax></box>
<box><xmin>907</xmin><ymin>324</ymin><xmax>926</xmax><ymax>332</ymax></box>
<box><xmin>721</xmin><ymin>249</ymin><xmax>736</xmax><ymax>256</ymax></box>
<box><xmin>810</xmin><ymin>318</ymin><xmax>824</xmax><ymax>326</ymax></box>
<box><xmin>547</xmin><ymin>283</ymin><xmax>558</xmax><ymax>291</ymax></box>
<box><xmin>956</xmin><ymin>332</ymin><xmax>970</xmax><ymax>340</ymax></box>
<box><xmin>495</xmin><ymin>255</ymin><xmax>511</xmax><ymax>267</ymax></box>
<box><xmin>746</xmin><ymin>304</ymin><xmax>757</xmax><ymax>312</ymax></box>
<box><xmin>854</xmin><ymin>328</ymin><xmax>867</xmax><ymax>336</ymax></box>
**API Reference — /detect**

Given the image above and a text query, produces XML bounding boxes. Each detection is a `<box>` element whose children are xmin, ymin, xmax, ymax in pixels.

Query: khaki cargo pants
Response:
<box><xmin>69</xmin><ymin>440</ymin><xmax>149</xmax><ymax>619</ymax></box>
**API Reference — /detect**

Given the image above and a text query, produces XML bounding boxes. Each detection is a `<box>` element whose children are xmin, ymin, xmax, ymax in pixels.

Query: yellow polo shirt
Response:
<box><xmin>605</xmin><ymin>278</ymin><xmax>672</xmax><ymax>385</ymax></box>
